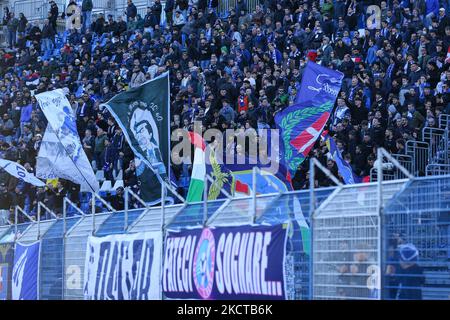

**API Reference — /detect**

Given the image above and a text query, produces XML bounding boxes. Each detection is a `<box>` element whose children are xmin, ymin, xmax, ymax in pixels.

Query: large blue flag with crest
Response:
<box><xmin>275</xmin><ymin>62</ymin><xmax>344</xmax><ymax>175</ymax></box>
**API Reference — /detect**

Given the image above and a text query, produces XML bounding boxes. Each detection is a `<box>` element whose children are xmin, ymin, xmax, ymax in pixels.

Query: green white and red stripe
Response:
<box><xmin>186</xmin><ymin>132</ymin><xmax>206</xmax><ymax>202</ymax></box>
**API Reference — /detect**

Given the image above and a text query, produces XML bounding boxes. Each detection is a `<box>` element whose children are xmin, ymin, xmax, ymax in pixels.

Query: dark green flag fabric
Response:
<box><xmin>103</xmin><ymin>72</ymin><xmax>170</xmax><ymax>204</ymax></box>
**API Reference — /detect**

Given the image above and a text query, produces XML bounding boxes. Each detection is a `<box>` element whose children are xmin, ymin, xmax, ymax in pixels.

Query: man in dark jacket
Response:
<box><xmin>393</xmin><ymin>244</ymin><xmax>424</xmax><ymax>300</ymax></box>
<box><xmin>106</xmin><ymin>186</ymin><xmax>125</xmax><ymax>211</ymax></box>
<box><xmin>48</xmin><ymin>1</ymin><xmax>59</xmax><ymax>30</ymax></box>
<box><xmin>0</xmin><ymin>182</ymin><xmax>12</xmax><ymax>225</ymax></box>
<box><xmin>41</xmin><ymin>19</ymin><xmax>55</xmax><ymax>55</ymax></box>
<box><xmin>81</xmin><ymin>0</ymin><xmax>93</xmax><ymax>32</ymax></box>
<box><xmin>126</xmin><ymin>0</ymin><xmax>137</xmax><ymax>22</ymax></box>
<box><xmin>28</xmin><ymin>21</ymin><xmax>42</xmax><ymax>42</ymax></box>
<box><xmin>150</xmin><ymin>0</ymin><xmax>162</xmax><ymax>27</ymax></box>
<box><xmin>17</xmin><ymin>13</ymin><xmax>28</xmax><ymax>36</ymax></box>
<box><xmin>6</xmin><ymin>12</ymin><xmax>18</xmax><ymax>48</ymax></box>
<box><xmin>165</xmin><ymin>0</ymin><xmax>174</xmax><ymax>26</ymax></box>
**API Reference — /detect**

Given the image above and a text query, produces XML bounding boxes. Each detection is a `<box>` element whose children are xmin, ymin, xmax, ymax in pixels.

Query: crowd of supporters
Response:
<box><xmin>1</xmin><ymin>0</ymin><xmax>450</xmax><ymax>223</ymax></box>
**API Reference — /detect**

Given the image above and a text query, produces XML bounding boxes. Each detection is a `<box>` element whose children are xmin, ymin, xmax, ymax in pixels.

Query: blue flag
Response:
<box><xmin>323</xmin><ymin>133</ymin><xmax>362</xmax><ymax>184</ymax></box>
<box><xmin>275</xmin><ymin>62</ymin><xmax>344</xmax><ymax>175</ymax></box>
<box><xmin>12</xmin><ymin>241</ymin><xmax>40</xmax><ymax>300</ymax></box>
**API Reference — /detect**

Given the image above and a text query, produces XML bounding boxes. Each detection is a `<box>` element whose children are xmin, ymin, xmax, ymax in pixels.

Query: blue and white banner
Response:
<box><xmin>276</xmin><ymin>62</ymin><xmax>343</xmax><ymax>175</ymax></box>
<box><xmin>323</xmin><ymin>132</ymin><xmax>362</xmax><ymax>184</ymax></box>
<box><xmin>0</xmin><ymin>243</ymin><xmax>14</xmax><ymax>300</ymax></box>
<box><xmin>163</xmin><ymin>224</ymin><xmax>288</xmax><ymax>300</ymax></box>
<box><xmin>84</xmin><ymin>232</ymin><xmax>162</xmax><ymax>300</ymax></box>
<box><xmin>12</xmin><ymin>241</ymin><xmax>40</xmax><ymax>300</ymax></box>
<box><xmin>0</xmin><ymin>159</ymin><xmax>45</xmax><ymax>187</ymax></box>
<box><xmin>35</xmin><ymin>89</ymin><xmax>99</xmax><ymax>192</ymax></box>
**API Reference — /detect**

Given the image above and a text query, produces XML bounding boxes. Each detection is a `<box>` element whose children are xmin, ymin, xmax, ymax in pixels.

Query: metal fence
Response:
<box><xmin>64</xmin><ymin>213</ymin><xmax>110</xmax><ymax>299</ymax></box>
<box><xmin>422</xmin><ymin>127</ymin><xmax>449</xmax><ymax>165</ymax></box>
<box><xmin>312</xmin><ymin>180</ymin><xmax>407</xmax><ymax>300</ymax></box>
<box><xmin>370</xmin><ymin>154</ymin><xmax>413</xmax><ymax>182</ymax></box>
<box><xmin>4</xmin><ymin>173</ymin><xmax>450</xmax><ymax>300</ymax></box>
<box><xmin>217</xmin><ymin>0</ymin><xmax>260</xmax><ymax>17</ymax></box>
<box><xmin>439</xmin><ymin>114</ymin><xmax>450</xmax><ymax>129</ymax></box>
<box><xmin>383</xmin><ymin>176</ymin><xmax>450</xmax><ymax>300</ymax></box>
<box><xmin>426</xmin><ymin>164</ymin><xmax>450</xmax><ymax>176</ymax></box>
<box><xmin>13</xmin><ymin>0</ymin><xmax>66</xmax><ymax>21</ymax></box>
<box><xmin>406</xmin><ymin>140</ymin><xmax>429</xmax><ymax>176</ymax></box>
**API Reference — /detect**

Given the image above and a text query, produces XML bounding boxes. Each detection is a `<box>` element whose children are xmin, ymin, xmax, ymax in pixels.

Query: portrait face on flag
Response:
<box><xmin>129</xmin><ymin>101</ymin><xmax>166</xmax><ymax>175</ymax></box>
<box><xmin>103</xmin><ymin>72</ymin><xmax>170</xmax><ymax>203</ymax></box>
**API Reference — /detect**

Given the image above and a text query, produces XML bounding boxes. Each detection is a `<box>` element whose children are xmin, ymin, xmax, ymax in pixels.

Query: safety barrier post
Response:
<box><xmin>203</xmin><ymin>174</ymin><xmax>208</xmax><ymax>225</ymax></box>
<box><xmin>252</xmin><ymin>166</ymin><xmax>257</xmax><ymax>223</ymax></box>
<box><xmin>91</xmin><ymin>192</ymin><xmax>95</xmax><ymax>235</ymax></box>
<box><xmin>124</xmin><ymin>187</ymin><xmax>129</xmax><ymax>232</ymax></box>
<box><xmin>62</xmin><ymin>197</ymin><xmax>67</xmax><ymax>301</ymax></box>
<box><xmin>309</xmin><ymin>157</ymin><xmax>315</xmax><ymax>300</ymax></box>
<box><xmin>14</xmin><ymin>206</ymin><xmax>18</xmax><ymax>236</ymax></box>
<box><xmin>160</xmin><ymin>182</ymin><xmax>165</xmax><ymax>300</ymax></box>
<box><xmin>37</xmin><ymin>203</ymin><xmax>41</xmax><ymax>239</ymax></box>
<box><xmin>377</xmin><ymin>148</ymin><xmax>383</xmax><ymax>299</ymax></box>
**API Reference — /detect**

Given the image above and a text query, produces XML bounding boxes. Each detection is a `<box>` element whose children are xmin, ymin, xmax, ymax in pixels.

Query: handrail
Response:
<box><xmin>205</xmin><ymin>174</ymin><xmax>232</xmax><ymax>199</ymax></box>
<box><xmin>93</xmin><ymin>192</ymin><xmax>116</xmax><ymax>214</ymax></box>
<box><xmin>38</xmin><ymin>202</ymin><xmax>58</xmax><ymax>219</ymax></box>
<box><xmin>124</xmin><ymin>187</ymin><xmax>150</xmax><ymax>232</ymax></box>
<box><xmin>127</xmin><ymin>188</ymin><xmax>149</xmax><ymax>208</ymax></box>
<box><xmin>439</xmin><ymin>113</ymin><xmax>450</xmax><ymax>129</ymax></box>
<box><xmin>379</xmin><ymin>148</ymin><xmax>414</xmax><ymax>180</ymax></box>
<box><xmin>14</xmin><ymin>206</ymin><xmax>34</xmax><ymax>240</ymax></box>
<box><xmin>15</xmin><ymin>206</ymin><xmax>34</xmax><ymax>223</ymax></box>
<box><xmin>311</xmin><ymin>157</ymin><xmax>343</xmax><ymax>187</ymax></box>
<box><xmin>253</xmin><ymin>166</ymin><xmax>284</xmax><ymax>192</ymax></box>
<box><xmin>205</xmin><ymin>198</ymin><xmax>233</xmax><ymax>226</ymax></box>
<box><xmin>63</xmin><ymin>197</ymin><xmax>86</xmax><ymax>217</ymax></box>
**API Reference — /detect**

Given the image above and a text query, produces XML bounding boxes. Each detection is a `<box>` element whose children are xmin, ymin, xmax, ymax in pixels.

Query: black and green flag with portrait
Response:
<box><xmin>103</xmin><ymin>72</ymin><xmax>171</xmax><ymax>204</ymax></box>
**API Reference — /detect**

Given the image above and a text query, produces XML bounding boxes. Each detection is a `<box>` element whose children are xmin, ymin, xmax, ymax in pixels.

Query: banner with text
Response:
<box><xmin>163</xmin><ymin>224</ymin><xmax>288</xmax><ymax>300</ymax></box>
<box><xmin>83</xmin><ymin>232</ymin><xmax>162</xmax><ymax>300</ymax></box>
<box><xmin>12</xmin><ymin>241</ymin><xmax>40</xmax><ymax>300</ymax></box>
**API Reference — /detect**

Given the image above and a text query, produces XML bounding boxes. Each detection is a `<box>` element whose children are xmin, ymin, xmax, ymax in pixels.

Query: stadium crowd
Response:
<box><xmin>1</xmin><ymin>0</ymin><xmax>450</xmax><ymax>223</ymax></box>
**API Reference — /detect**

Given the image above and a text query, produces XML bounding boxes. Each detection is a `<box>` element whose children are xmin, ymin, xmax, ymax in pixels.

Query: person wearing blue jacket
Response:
<box><xmin>425</xmin><ymin>0</ymin><xmax>440</xmax><ymax>27</ymax></box>
<box><xmin>365</xmin><ymin>39</ymin><xmax>378</xmax><ymax>65</ymax></box>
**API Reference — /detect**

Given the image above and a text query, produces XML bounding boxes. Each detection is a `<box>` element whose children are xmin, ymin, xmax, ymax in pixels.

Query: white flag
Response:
<box><xmin>0</xmin><ymin>158</ymin><xmax>45</xmax><ymax>187</ymax></box>
<box><xmin>36</xmin><ymin>125</ymin><xmax>94</xmax><ymax>192</ymax></box>
<box><xmin>35</xmin><ymin>89</ymin><xmax>99</xmax><ymax>192</ymax></box>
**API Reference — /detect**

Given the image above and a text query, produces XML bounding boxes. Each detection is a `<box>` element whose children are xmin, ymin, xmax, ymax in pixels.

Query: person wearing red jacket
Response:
<box><xmin>237</xmin><ymin>88</ymin><xmax>248</xmax><ymax>113</ymax></box>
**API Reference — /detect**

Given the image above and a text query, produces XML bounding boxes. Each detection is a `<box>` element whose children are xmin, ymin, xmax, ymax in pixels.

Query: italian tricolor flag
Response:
<box><xmin>186</xmin><ymin>132</ymin><xmax>206</xmax><ymax>202</ymax></box>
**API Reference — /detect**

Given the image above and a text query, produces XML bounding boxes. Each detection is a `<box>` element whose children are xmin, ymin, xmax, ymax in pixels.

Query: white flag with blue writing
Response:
<box><xmin>0</xmin><ymin>159</ymin><xmax>45</xmax><ymax>187</ymax></box>
<box><xmin>35</xmin><ymin>89</ymin><xmax>99</xmax><ymax>192</ymax></box>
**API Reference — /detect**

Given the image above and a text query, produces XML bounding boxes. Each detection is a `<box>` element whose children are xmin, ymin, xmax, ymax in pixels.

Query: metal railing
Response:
<box><xmin>439</xmin><ymin>113</ymin><xmax>450</xmax><ymax>129</ymax></box>
<box><xmin>5</xmin><ymin>151</ymin><xmax>450</xmax><ymax>300</ymax></box>
<box><xmin>13</xmin><ymin>0</ymin><xmax>66</xmax><ymax>22</ymax></box>
<box><xmin>406</xmin><ymin>140</ymin><xmax>429</xmax><ymax>175</ymax></box>
<box><xmin>426</xmin><ymin>163</ymin><xmax>450</xmax><ymax>176</ymax></box>
<box><xmin>370</xmin><ymin>154</ymin><xmax>414</xmax><ymax>182</ymax></box>
<box><xmin>217</xmin><ymin>0</ymin><xmax>260</xmax><ymax>17</ymax></box>
<box><xmin>422</xmin><ymin>127</ymin><xmax>449</xmax><ymax>164</ymax></box>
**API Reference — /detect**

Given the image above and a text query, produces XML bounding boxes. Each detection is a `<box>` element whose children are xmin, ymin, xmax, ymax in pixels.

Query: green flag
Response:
<box><xmin>103</xmin><ymin>72</ymin><xmax>170</xmax><ymax>204</ymax></box>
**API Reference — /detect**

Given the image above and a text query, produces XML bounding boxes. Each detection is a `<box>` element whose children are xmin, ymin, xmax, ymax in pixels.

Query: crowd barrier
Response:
<box><xmin>1</xmin><ymin>175</ymin><xmax>449</xmax><ymax>300</ymax></box>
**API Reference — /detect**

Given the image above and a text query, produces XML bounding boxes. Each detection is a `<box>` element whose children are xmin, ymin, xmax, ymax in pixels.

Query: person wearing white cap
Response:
<box><xmin>437</xmin><ymin>7</ymin><xmax>450</xmax><ymax>35</ymax></box>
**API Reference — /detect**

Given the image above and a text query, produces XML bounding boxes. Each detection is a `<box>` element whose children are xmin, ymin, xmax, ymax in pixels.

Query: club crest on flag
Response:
<box><xmin>276</xmin><ymin>62</ymin><xmax>343</xmax><ymax>175</ymax></box>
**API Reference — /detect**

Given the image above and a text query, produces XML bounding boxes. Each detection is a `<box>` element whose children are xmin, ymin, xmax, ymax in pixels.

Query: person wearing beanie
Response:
<box><xmin>307</xmin><ymin>50</ymin><xmax>318</xmax><ymax>62</ymax></box>
<box><xmin>394</xmin><ymin>243</ymin><xmax>424</xmax><ymax>300</ymax></box>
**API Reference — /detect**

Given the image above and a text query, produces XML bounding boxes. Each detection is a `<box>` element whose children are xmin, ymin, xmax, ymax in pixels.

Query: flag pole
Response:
<box><xmin>39</xmin><ymin>125</ymin><xmax>99</xmax><ymax>195</ymax></box>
